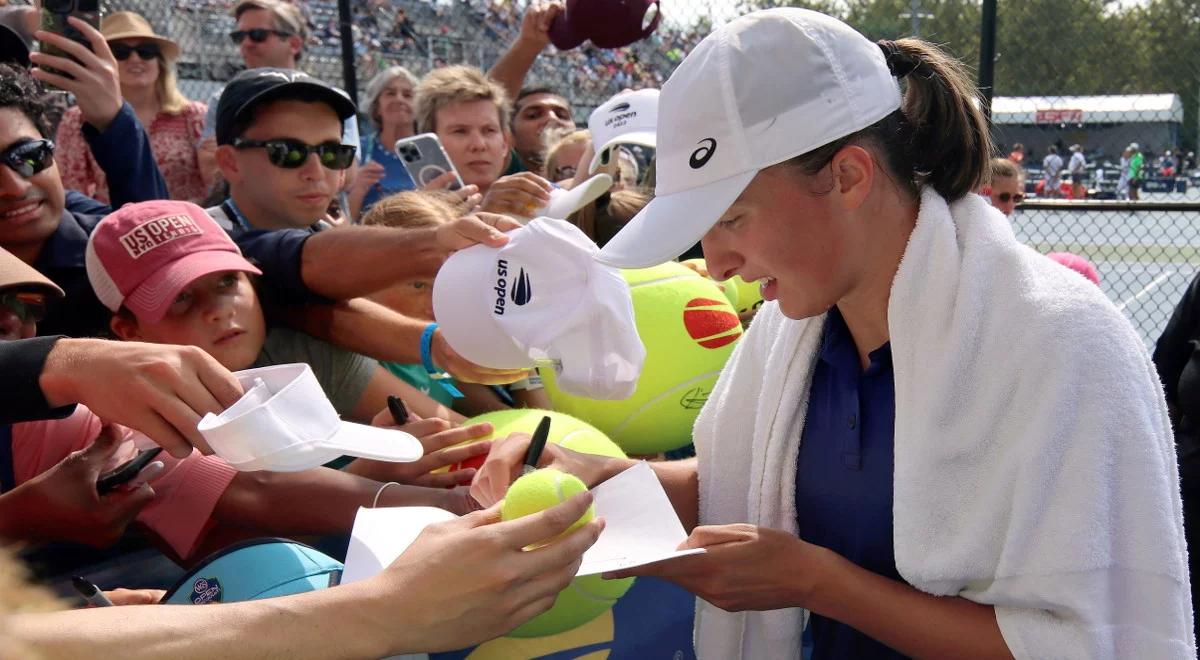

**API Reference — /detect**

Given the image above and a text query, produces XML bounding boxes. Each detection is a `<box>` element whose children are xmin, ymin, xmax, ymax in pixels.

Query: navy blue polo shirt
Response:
<box><xmin>795</xmin><ymin>306</ymin><xmax>907</xmax><ymax>660</ymax></box>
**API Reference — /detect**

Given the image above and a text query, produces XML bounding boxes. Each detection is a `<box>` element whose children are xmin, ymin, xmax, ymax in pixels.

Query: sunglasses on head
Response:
<box><xmin>995</xmin><ymin>192</ymin><xmax>1025</xmax><ymax>203</ymax></box>
<box><xmin>230</xmin><ymin>28</ymin><xmax>294</xmax><ymax>44</ymax></box>
<box><xmin>1</xmin><ymin>139</ymin><xmax>55</xmax><ymax>178</ymax></box>
<box><xmin>232</xmin><ymin>138</ymin><xmax>357</xmax><ymax>171</ymax></box>
<box><xmin>110</xmin><ymin>43</ymin><xmax>161</xmax><ymax>61</ymax></box>
<box><xmin>0</xmin><ymin>291</ymin><xmax>49</xmax><ymax>325</ymax></box>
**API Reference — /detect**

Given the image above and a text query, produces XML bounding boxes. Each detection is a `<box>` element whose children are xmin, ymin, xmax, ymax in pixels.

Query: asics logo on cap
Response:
<box><xmin>610</xmin><ymin>102</ymin><xmax>631</xmax><ymax>112</ymax></box>
<box><xmin>689</xmin><ymin>138</ymin><xmax>717</xmax><ymax>169</ymax></box>
<box><xmin>512</xmin><ymin>268</ymin><xmax>533</xmax><ymax>306</ymax></box>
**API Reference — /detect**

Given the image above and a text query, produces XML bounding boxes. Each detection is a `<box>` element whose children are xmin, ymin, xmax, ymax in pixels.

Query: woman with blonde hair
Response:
<box><xmin>55</xmin><ymin>11</ymin><xmax>210</xmax><ymax>204</ymax></box>
<box><xmin>347</xmin><ymin>65</ymin><xmax>422</xmax><ymax>218</ymax></box>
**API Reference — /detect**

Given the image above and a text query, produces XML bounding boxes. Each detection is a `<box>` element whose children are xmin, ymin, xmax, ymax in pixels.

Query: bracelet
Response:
<box><xmin>419</xmin><ymin>323</ymin><xmax>464</xmax><ymax>398</ymax></box>
<box><xmin>372</xmin><ymin>481</ymin><xmax>400</xmax><ymax>508</ymax></box>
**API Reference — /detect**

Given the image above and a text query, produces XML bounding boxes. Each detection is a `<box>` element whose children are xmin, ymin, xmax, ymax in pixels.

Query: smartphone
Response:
<box><xmin>96</xmin><ymin>447</ymin><xmax>162</xmax><ymax>495</ymax></box>
<box><xmin>394</xmin><ymin>133</ymin><xmax>463</xmax><ymax>190</ymax></box>
<box><xmin>39</xmin><ymin>0</ymin><xmax>101</xmax><ymax>86</ymax></box>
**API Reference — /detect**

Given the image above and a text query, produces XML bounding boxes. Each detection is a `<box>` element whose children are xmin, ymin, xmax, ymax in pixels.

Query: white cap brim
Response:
<box><xmin>588</xmin><ymin>131</ymin><xmax>658</xmax><ymax>173</ymax></box>
<box><xmin>540</xmin><ymin>173</ymin><xmax>613</xmax><ymax>219</ymax></box>
<box><xmin>320</xmin><ymin>422</ymin><xmax>424</xmax><ymax>463</ymax></box>
<box><xmin>597</xmin><ymin>169</ymin><xmax>757</xmax><ymax>269</ymax></box>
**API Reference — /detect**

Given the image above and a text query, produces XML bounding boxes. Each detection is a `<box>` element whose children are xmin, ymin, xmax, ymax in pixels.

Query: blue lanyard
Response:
<box><xmin>222</xmin><ymin>198</ymin><xmax>254</xmax><ymax>233</ymax></box>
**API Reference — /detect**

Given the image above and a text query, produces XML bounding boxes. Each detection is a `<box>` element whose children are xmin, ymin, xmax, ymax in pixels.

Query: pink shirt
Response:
<box><xmin>55</xmin><ymin>101</ymin><xmax>209</xmax><ymax>204</ymax></box>
<box><xmin>13</xmin><ymin>407</ymin><xmax>237</xmax><ymax>560</ymax></box>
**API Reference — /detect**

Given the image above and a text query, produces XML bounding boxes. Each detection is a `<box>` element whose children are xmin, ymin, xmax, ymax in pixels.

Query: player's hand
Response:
<box><xmin>603</xmin><ymin>523</ymin><xmax>828</xmax><ymax>612</ymax></box>
<box><xmin>471</xmin><ymin>430</ymin><xmax>631</xmax><ymax>507</ymax></box>
<box><xmin>430</xmin><ymin>327</ymin><xmax>530</xmax><ymax>385</ymax></box>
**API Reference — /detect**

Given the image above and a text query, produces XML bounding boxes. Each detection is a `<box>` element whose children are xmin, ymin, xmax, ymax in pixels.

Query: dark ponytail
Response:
<box><xmin>880</xmin><ymin>38</ymin><xmax>992</xmax><ymax>201</ymax></box>
<box><xmin>783</xmin><ymin>39</ymin><xmax>991</xmax><ymax>203</ymax></box>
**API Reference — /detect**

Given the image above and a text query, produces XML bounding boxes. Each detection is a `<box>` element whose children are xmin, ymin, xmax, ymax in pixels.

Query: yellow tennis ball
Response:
<box><xmin>542</xmin><ymin>262</ymin><xmax>743</xmax><ymax>455</ymax></box>
<box><xmin>681</xmin><ymin>258</ymin><xmax>739</xmax><ymax>309</ymax></box>
<box><xmin>722</xmin><ymin>274</ymin><xmax>764</xmax><ymax>316</ymax></box>
<box><xmin>506</xmin><ymin>573</ymin><xmax>635</xmax><ymax>638</ymax></box>
<box><xmin>500</xmin><ymin>469</ymin><xmax>594</xmax><ymax>537</ymax></box>
<box><xmin>432</xmin><ymin>410</ymin><xmax>627</xmax><ymax>474</ymax></box>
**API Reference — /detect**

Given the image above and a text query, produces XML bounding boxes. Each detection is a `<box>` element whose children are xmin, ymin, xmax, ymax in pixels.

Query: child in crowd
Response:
<box><xmin>0</xmin><ymin>245</ymin><xmax>489</xmax><ymax>563</ymax></box>
<box><xmin>361</xmin><ymin>190</ymin><xmax>552</xmax><ymax>415</ymax></box>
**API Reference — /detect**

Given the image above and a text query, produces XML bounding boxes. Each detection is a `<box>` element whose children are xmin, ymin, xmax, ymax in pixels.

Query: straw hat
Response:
<box><xmin>100</xmin><ymin>12</ymin><xmax>180</xmax><ymax>61</ymax></box>
<box><xmin>0</xmin><ymin>249</ymin><xmax>63</xmax><ymax>297</ymax></box>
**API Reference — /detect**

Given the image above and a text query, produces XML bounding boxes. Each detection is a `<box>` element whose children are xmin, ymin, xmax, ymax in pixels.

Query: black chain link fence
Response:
<box><xmin>84</xmin><ymin>0</ymin><xmax>1200</xmax><ymax>347</ymax></box>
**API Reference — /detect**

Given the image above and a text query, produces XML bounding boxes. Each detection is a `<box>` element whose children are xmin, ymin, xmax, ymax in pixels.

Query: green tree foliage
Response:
<box><xmin>731</xmin><ymin>0</ymin><xmax>1200</xmax><ymax>148</ymax></box>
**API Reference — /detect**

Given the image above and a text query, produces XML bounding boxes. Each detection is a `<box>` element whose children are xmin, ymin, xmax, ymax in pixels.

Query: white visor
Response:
<box><xmin>198</xmin><ymin>364</ymin><xmax>424</xmax><ymax>472</ymax></box>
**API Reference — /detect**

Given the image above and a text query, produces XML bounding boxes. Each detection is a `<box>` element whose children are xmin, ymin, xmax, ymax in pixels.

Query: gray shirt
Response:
<box><xmin>253</xmin><ymin>327</ymin><xmax>376</xmax><ymax>416</ymax></box>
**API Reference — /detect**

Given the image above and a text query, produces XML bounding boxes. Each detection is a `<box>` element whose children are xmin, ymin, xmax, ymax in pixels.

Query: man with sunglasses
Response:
<box><xmin>198</xmin><ymin>0</ymin><xmax>360</xmax><ymax>185</ymax></box>
<box><xmin>209</xmin><ymin>68</ymin><xmax>529</xmax><ymax>386</ymax></box>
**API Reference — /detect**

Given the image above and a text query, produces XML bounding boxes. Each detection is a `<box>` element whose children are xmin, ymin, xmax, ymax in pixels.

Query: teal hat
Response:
<box><xmin>161</xmin><ymin>539</ymin><xmax>343</xmax><ymax>605</ymax></box>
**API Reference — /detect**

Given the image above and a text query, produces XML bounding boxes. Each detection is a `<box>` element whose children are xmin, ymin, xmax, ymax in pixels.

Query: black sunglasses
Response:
<box><xmin>110</xmin><ymin>43</ymin><xmax>161</xmax><ymax>61</ymax></box>
<box><xmin>230</xmin><ymin>28</ymin><xmax>294</xmax><ymax>45</ymax></box>
<box><xmin>996</xmin><ymin>192</ymin><xmax>1025</xmax><ymax>203</ymax></box>
<box><xmin>1</xmin><ymin>139</ymin><xmax>55</xmax><ymax>178</ymax></box>
<box><xmin>232</xmin><ymin>138</ymin><xmax>356</xmax><ymax>171</ymax></box>
<box><xmin>0</xmin><ymin>291</ymin><xmax>49</xmax><ymax>325</ymax></box>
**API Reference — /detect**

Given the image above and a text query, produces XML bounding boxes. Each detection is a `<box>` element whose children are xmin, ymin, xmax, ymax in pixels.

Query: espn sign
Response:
<box><xmin>1036</xmin><ymin>109</ymin><xmax>1084</xmax><ymax>124</ymax></box>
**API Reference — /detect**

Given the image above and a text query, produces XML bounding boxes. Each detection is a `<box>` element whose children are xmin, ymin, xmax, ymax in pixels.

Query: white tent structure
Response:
<box><xmin>990</xmin><ymin>94</ymin><xmax>1184</xmax><ymax>163</ymax></box>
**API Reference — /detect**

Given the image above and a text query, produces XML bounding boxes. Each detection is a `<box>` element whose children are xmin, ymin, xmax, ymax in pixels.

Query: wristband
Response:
<box><xmin>508</xmin><ymin>373</ymin><xmax>545</xmax><ymax>392</ymax></box>
<box><xmin>420</xmin><ymin>323</ymin><xmax>464</xmax><ymax>398</ymax></box>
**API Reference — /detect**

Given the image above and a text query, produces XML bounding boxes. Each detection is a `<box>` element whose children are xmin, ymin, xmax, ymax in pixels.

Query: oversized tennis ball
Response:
<box><xmin>432</xmin><ymin>409</ymin><xmax>627</xmax><ymax>474</ymax></box>
<box><xmin>721</xmin><ymin>275</ymin><xmax>764</xmax><ymax>316</ymax></box>
<box><xmin>542</xmin><ymin>262</ymin><xmax>743</xmax><ymax>455</ymax></box>
<box><xmin>681</xmin><ymin>258</ymin><xmax>739</xmax><ymax>310</ymax></box>
<box><xmin>500</xmin><ymin>468</ymin><xmax>594</xmax><ymax>538</ymax></box>
<box><xmin>507</xmin><ymin>573</ymin><xmax>635</xmax><ymax>638</ymax></box>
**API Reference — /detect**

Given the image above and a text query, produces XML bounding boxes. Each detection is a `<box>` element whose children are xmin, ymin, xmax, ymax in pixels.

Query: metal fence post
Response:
<box><xmin>338</xmin><ymin>0</ymin><xmax>358</xmax><ymax>104</ymax></box>
<box><xmin>978</xmin><ymin>0</ymin><xmax>997</xmax><ymax>120</ymax></box>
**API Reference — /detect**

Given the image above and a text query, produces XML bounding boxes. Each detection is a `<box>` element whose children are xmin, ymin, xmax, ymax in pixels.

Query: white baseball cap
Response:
<box><xmin>587</xmin><ymin>88</ymin><xmax>659</xmax><ymax>174</ymax></box>
<box><xmin>432</xmin><ymin>218</ymin><xmax>645</xmax><ymax>400</ymax></box>
<box><xmin>197</xmin><ymin>364</ymin><xmax>423</xmax><ymax>472</ymax></box>
<box><xmin>597</xmin><ymin>8</ymin><xmax>902</xmax><ymax>268</ymax></box>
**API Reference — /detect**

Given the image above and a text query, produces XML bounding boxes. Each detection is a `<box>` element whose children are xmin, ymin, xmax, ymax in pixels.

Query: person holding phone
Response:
<box><xmin>473</xmin><ymin>9</ymin><xmax>1193</xmax><ymax>658</ymax></box>
<box><xmin>413</xmin><ymin>65</ymin><xmax>555</xmax><ymax>219</ymax></box>
<box><xmin>55</xmin><ymin>11</ymin><xmax>211</xmax><ymax>204</ymax></box>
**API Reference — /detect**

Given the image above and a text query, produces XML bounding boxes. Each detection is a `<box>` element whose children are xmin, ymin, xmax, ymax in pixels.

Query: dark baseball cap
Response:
<box><xmin>215</xmin><ymin>68</ymin><xmax>357</xmax><ymax>145</ymax></box>
<box><xmin>550</xmin><ymin>0</ymin><xmax>661</xmax><ymax>51</ymax></box>
<box><xmin>0</xmin><ymin>7</ymin><xmax>33</xmax><ymax>67</ymax></box>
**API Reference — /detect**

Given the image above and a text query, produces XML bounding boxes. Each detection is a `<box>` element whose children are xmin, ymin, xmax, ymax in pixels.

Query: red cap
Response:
<box><xmin>550</xmin><ymin>0</ymin><xmax>661</xmax><ymax>51</ymax></box>
<box><xmin>85</xmin><ymin>201</ymin><xmax>261</xmax><ymax>322</ymax></box>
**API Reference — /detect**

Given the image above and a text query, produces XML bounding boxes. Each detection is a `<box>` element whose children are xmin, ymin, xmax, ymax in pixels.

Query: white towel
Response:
<box><xmin>693</xmin><ymin>188</ymin><xmax>1194</xmax><ymax>659</ymax></box>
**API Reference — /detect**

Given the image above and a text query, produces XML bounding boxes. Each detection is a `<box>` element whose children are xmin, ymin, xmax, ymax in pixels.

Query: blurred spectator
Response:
<box><xmin>348</xmin><ymin>65</ymin><xmax>420</xmax><ymax>218</ymax></box>
<box><xmin>1067</xmin><ymin>144</ymin><xmax>1086</xmax><ymax>200</ymax></box>
<box><xmin>1008</xmin><ymin>142</ymin><xmax>1025</xmax><ymax>164</ymax></box>
<box><xmin>1041</xmin><ymin>145</ymin><xmax>1063</xmax><ymax>198</ymax></box>
<box><xmin>414</xmin><ymin>64</ymin><xmax>552</xmax><ymax>216</ymax></box>
<box><xmin>1117</xmin><ymin>144</ymin><xmax>1133</xmax><ymax>200</ymax></box>
<box><xmin>510</xmin><ymin>88</ymin><xmax>574</xmax><ymax>175</ymax></box>
<box><xmin>56</xmin><ymin>12</ymin><xmax>210</xmax><ymax>205</ymax></box>
<box><xmin>544</xmin><ymin>127</ymin><xmax>589</xmax><ymax>182</ymax></box>
<box><xmin>1129</xmin><ymin>142</ymin><xmax>1144</xmax><ymax>201</ymax></box>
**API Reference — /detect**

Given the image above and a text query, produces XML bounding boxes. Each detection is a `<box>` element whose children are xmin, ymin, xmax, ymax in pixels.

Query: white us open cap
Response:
<box><xmin>587</xmin><ymin>88</ymin><xmax>659</xmax><ymax>174</ymax></box>
<box><xmin>597</xmin><ymin>8</ymin><xmax>902</xmax><ymax>268</ymax></box>
<box><xmin>432</xmin><ymin>218</ymin><xmax>645</xmax><ymax>400</ymax></box>
<box><xmin>197</xmin><ymin>364</ymin><xmax>423</xmax><ymax>472</ymax></box>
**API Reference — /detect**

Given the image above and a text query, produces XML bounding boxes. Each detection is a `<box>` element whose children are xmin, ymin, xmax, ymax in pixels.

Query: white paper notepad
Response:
<box><xmin>342</xmin><ymin>462</ymin><xmax>704</xmax><ymax>584</ymax></box>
